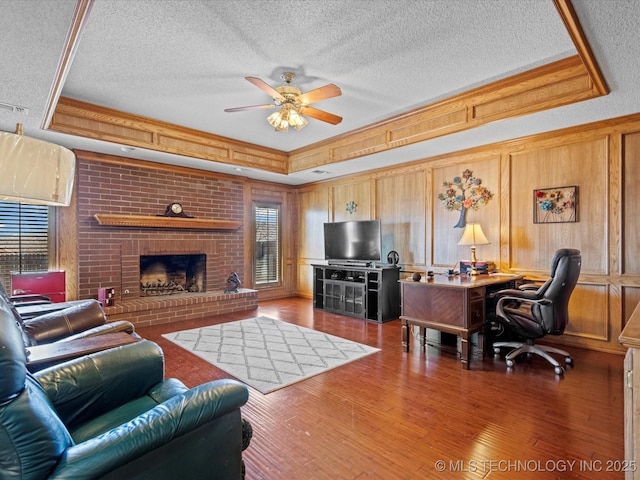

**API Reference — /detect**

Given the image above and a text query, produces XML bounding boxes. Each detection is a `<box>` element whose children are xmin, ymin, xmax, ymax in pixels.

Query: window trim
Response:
<box><xmin>253</xmin><ymin>202</ymin><xmax>281</xmax><ymax>288</ymax></box>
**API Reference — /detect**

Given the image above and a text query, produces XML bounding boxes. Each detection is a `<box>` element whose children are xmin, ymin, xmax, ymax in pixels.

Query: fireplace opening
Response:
<box><xmin>140</xmin><ymin>254</ymin><xmax>206</xmax><ymax>296</ymax></box>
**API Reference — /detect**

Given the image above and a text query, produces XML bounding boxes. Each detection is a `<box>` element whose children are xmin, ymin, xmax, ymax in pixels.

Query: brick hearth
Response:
<box><xmin>104</xmin><ymin>289</ymin><xmax>258</xmax><ymax>328</ymax></box>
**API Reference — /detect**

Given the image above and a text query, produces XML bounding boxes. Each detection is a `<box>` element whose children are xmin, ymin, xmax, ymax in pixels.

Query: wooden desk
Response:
<box><xmin>400</xmin><ymin>273</ymin><xmax>522</xmax><ymax>369</ymax></box>
<box><xmin>26</xmin><ymin>332</ymin><xmax>140</xmax><ymax>372</ymax></box>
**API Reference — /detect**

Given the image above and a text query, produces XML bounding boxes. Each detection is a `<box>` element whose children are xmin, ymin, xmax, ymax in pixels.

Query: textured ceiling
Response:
<box><xmin>1</xmin><ymin>1</ymin><xmax>640</xmax><ymax>184</ymax></box>
<box><xmin>62</xmin><ymin>0</ymin><xmax>574</xmax><ymax>151</ymax></box>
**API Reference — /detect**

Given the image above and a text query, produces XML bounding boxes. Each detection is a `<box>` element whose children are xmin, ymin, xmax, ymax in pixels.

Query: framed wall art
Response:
<box><xmin>533</xmin><ymin>185</ymin><xmax>578</xmax><ymax>224</ymax></box>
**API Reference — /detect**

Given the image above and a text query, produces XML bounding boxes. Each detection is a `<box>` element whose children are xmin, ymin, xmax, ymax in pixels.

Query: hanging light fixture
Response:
<box><xmin>225</xmin><ymin>71</ymin><xmax>342</xmax><ymax>131</ymax></box>
<box><xmin>0</xmin><ymin>123</ymin><xmax>76</xmax><ymax>206</ymax></box>
<box><xmin>267</xmin><ymin>103</ymin><xmax>308</xmax><ymax>132</ymax></box>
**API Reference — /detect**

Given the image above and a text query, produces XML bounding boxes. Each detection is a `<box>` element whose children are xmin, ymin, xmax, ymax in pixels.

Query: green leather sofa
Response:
<box><xmin>0</xmin><ymin>297</ymin><xmax>252</xmax><ymax>479</ymax></box>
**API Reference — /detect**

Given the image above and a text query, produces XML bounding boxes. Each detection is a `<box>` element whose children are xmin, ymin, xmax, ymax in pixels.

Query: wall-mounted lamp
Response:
<box><xmin>0</xmin><ymin>124</ymin><xmax>76</xmax><ymax>206</ymax></box>
<box><xmin>457</xmin><ymin>223</ymin><xmax>490</xmax><ymax>275</ymax></box>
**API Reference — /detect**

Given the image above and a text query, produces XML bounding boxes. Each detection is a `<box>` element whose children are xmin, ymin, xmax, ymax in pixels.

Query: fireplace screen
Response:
<box><xmin>140</xmin><ymin>254</ymin><xmax>206</xmax><ymax>296</ymax></box>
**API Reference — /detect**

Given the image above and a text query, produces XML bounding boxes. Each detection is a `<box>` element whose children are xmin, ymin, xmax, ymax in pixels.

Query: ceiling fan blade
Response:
<box><xmin>224</xmin><ymin>104</ymin><xmax>274</xmax><ymax>113</ymax></box>
<box><xmin>300</xmin><ymin>106</ymin><xmax>342</xmax><ymax>125</ymax></box>
<box><xmin>245</xmin><ymin>76</ymin><xmax>285</xmax><ymax>101</ymax></box>
<box><xmin>297</xmin><ymin>84</ymin><xmax>342</xmax><ymax>105</ymax></box>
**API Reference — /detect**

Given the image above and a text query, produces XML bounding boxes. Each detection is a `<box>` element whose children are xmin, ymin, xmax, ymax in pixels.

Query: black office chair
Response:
<box><xmin>491</xmin><ymin>248</ymin><xmax>582</xmax><ymax>375</ymax></box>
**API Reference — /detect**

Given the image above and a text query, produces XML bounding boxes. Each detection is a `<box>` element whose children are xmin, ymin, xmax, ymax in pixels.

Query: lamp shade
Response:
<box><xmin>0</xmin><ymin>131</ymin><xmax>76</xmax><ymax>206</ymax></box>
<box><xmin>457</xmin><ymin>223</ymin><xmax>490</xmax><ymax>246</ymax></box>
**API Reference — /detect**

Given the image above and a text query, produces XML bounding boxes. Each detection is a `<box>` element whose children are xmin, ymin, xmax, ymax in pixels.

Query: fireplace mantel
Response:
<box><xmin>93</xmin><ymin>213</ymin><xmax>241</xmax><ymax>230</ymax></box>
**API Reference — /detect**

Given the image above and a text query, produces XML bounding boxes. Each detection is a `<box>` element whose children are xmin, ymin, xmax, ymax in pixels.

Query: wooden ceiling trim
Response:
<box><xmin>287</xmin><ymin>149</ymin><xmax>330</xmax><ymax>173</ymax></box>
<box><xmin>50</xmin><ymin>97</ymin><xmax>289</xmax><ymax>173</ymax></box>
<box><xmin>288</xmin><ymin>55</ymin><xmax>602</xmax><ymax>172</ymax></box>
<box><xmin>471</xmin><ymin>73</ymin><xmax>594</xmax><ymax>122</ymax></box>
<box><xmin>387</xmin><ymin>108</ymin><xmax>468</xmax><ymax>145</ymax></box>
<box><xmin>553</xmin><ymin>0</ymin><xmax>609</xmax><ymax>95</ymax></box>
<box><xmin>41</xmin><ymin>0</ymin><xmax>94</xmax><ymax>130</ymax></box>
<box><xmin>51</xmin><ymin>54</ymin><xmax>604</xmax><ymax>177</ymax></box>
<box><xmin>157</xmin><ymin>133</ymin><xmax>231</xmax><ymax>160</ymax></box>
<box><xmin>232</xmin><ymin>150</ymin><xmax>291</xmax><ymax>173</ymax></box>
<box><xmin>52</xmin><ymin>110</ymin><xmax>155</xmax><ymax>144</ymax></box>
<box><xmin>330</xmin><ymin>133</ymin><xmax>388</xmax><ymax>162</ymax></box>
<box><xmin>74</xmin><ymin>149</ymin><xmax>251</xmax><ymax>183</ymax></box>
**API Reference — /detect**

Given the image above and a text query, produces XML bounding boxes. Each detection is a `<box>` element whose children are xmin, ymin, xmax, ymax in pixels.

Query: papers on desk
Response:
<box><xmin>488</xmin><ymin>273</ymin><xmax>520</xmax><ymax>277</ymax></box>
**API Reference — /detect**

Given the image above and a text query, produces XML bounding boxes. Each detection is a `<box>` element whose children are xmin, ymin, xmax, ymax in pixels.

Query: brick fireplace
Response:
<box><xmin>122</xmin><ymin>240</ymin><xmax>215</xmax><ymax>298</ymax></box>
<box><xmin>140</xmin><ymin>253</ymin><xmax>206</xmax><ymax>296</ymax></box>
<box><xmin>70</xmin><ymin>154</ymin><xmax>258</xmax><ymax>327</ymax></box>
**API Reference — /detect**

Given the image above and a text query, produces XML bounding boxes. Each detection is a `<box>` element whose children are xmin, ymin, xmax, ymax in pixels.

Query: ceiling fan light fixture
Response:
<box><xmin>289</xmin><ymin>110</ymin><xmax>308</xmax><ymax>130</ymax></box>
<box><xmin>227</xmin><ymin>72</ymin><xmax>342</xmax><ymax>130</ymax></box>
<box><xmin>267</xmin><ymin>104</ymin><xmax>308</xmax><ymax>132</ymax></box>
<box><xmin>267</xmin><ymin>109</ymin><xmax>289</xmax><ymax>131</ymax></box>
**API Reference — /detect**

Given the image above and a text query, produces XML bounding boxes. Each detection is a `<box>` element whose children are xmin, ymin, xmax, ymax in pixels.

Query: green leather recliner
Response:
<box><xmin>0</xmin><ymin>282</ymin><xmax>138</xmax><ymax>348</ymax></box>
<box><xmin>0</xmin><ymin>298</ymin><xmax>252</xmax><ymax>479</ymax></box>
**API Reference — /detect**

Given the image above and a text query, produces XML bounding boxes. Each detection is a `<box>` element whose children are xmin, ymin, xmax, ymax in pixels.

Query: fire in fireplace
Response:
<box><xmin>139</xmin><ymin>254</ymin><xmax>206</xmax><ymax>296</ymax></box>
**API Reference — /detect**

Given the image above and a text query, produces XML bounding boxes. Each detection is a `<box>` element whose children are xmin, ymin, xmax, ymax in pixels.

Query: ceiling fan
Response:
<box><xmin>224</xmin><ymin>72</ymin><xmax>342</xmax><ymax>132</ymax></box>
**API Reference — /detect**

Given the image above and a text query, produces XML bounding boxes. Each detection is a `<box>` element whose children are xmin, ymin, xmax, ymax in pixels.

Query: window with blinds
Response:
<box><xmin>0</xmin><ymin>201</ymin><xmax>50</xmax><ymax>288</ymax></box>
<box><xmin>254</xmin><ymin>204</ymin><xmax>280</xmax><ymax>285</ymax></box>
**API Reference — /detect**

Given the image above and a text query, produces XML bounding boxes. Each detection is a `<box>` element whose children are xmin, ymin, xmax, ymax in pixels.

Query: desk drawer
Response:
<box><xmin>469</xmin><ymin>287</ymin><xmax>485</xmax><ymax>301</ymax></box>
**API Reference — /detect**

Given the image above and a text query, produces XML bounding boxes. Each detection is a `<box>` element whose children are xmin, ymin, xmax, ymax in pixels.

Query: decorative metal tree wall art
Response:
<box><xmin>438</xmin><ymin>169</ymin><xmax>494</xmax><ymax>228</ymax></box>
<box><xmin>533</xmin><ymin>186</ymin><xmax>578</xmax><ymax>223</ymax></box>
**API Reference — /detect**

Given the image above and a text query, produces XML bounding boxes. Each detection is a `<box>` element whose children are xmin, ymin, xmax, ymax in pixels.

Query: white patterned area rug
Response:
<box><xmin>162</xmin><ymin>316</ymin><xmax>380</xmax><ymax>394</ymax></box>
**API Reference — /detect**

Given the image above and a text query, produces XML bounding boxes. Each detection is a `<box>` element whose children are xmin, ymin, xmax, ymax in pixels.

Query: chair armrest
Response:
<box><xmin>23</xmin><ymin>299</ymin><xmax>107</xmax><ymax>344</ymax></box>
<box><xmin>47</xmin><ymin>379</ymin><xmax>249</xmax><ymax>479</ymax></box>
<box><xmin>489</xmin><ymin>288</ymin><xmax>540</xmax><ymax>301</ymax></box>
<box><xmin>60</xmin><ymin>320</ymin><xmax>138</xmax><ymax>341</ymax></box>
<box><xmin>495</xmin><ymin>295</ymin><xmax>552</xmax><ymax>319</ymax></box>
<box><xmin>34</xmin><ymin>340</ymin><xmax>165</xmax><ymax>427</ymax></box>
<box><xmin>10</xmin><ymin>293</ymin><xmax>52</xmax><ymax>304</ymax></box>
<box><xmin>518</xmin><ymin>283</ymin><xmax>540</xmax><ymax>291</ymax></box>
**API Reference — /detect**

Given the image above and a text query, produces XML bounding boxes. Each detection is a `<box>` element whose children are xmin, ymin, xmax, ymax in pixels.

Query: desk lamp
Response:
<box><xmin>457</xmin><ymin>223</ymin><xmax>490</xmax><ymax>275</ymax></box>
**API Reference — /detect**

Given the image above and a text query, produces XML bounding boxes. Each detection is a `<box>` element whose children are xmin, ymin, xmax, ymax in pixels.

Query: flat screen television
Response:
<box><xmin>323</xmin><ymin>220</ymin><xmax>382</xmax><ymax>265</ymax></box>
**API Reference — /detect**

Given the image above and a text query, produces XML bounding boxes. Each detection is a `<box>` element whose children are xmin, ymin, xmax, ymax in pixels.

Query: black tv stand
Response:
<box><xmin>312</xmin><ymin>264</ymin><xmax>400</xmax><ymax>323</ymax></box>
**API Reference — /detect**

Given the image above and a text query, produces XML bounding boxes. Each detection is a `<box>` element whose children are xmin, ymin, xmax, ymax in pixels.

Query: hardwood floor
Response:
<box><xmin>137</xmin><ymin>297</ymin><xmax>625</xmax><ymax>480</ymax></box>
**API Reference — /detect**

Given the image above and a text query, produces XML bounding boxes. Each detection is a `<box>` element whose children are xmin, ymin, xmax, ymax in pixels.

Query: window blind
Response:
<box><xmin>0</xmin><ymin>201</ymin><xmax>49</xmax><ymax>289</ymax></box>
<box><xmin>254</xmin><ymin>205</ymin><xmax>280</xmax><ymax>285</ymax></box>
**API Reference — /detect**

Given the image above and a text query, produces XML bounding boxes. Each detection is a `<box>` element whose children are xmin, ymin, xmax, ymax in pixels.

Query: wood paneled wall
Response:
<box><xmin>296</xmin><ymin>112</ymin><xmax>640</xmax><ymax>354</ymax></box>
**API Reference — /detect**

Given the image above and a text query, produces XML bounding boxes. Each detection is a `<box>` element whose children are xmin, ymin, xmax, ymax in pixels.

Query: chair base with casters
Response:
<box><xmin>493</xmin><ymin>338</ymin><xmax>573</xmax><ymax>375</ymax></box>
